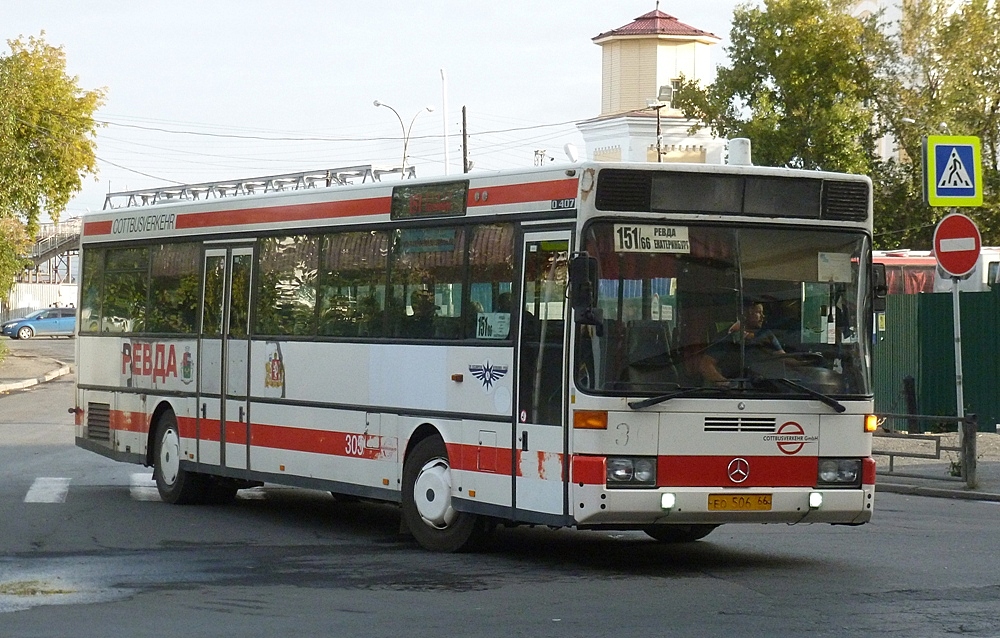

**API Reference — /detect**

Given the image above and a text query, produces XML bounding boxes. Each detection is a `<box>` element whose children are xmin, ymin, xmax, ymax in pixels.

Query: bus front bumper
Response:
<box><xmin>572</xmin><ymin>484</ymin><xmax>874</xmax><ymax>526</ymax></box>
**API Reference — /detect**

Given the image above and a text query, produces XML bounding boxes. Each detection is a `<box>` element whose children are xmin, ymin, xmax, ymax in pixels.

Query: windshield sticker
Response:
<box><xmin>818</xmin><ymin>252</ymin><xmax>852</xmax><ymax>283</ymax></box>
<box><xmin>613</xmin><ymin>225</ymin><xmax>690</xmax><ymax>253</ymax></box>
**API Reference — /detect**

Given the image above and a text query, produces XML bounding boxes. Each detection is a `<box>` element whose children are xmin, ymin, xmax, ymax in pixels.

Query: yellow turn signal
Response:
<box><xmin>864</xmin><ymin>414</ymin><xmax>878</xmax><ymax>433</ymax></box>
<box><xmin>573</xmin><ymin>410</ymin><xmax>608</xmax><ymax>429</ymax></box>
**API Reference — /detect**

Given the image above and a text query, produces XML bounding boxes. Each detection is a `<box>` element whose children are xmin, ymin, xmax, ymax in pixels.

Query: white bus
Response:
<box><xmin>74</xmin><ymin>158</ymin><xmax>879</xmax><ymax>551</ymax></box>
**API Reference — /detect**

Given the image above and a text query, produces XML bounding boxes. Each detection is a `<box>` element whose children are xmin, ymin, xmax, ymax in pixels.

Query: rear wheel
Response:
<box><xmin>644</xmin><ymin>524</ymin><xmax>718</xmax><ymax>543</ymax></box>
<box><xmin>153</xmin><ymin>411</ymin><xmax>204</xmax><ymax>504</ymax></box>
<box><xmin>16</xmin><ymin>326</ymin><xmax>33</xmax><ymax>340</ymax></box>
<box><xmin>401</xmin><ymin>436</ymin><xmax>492</xmax><ymax>552</ymax></box>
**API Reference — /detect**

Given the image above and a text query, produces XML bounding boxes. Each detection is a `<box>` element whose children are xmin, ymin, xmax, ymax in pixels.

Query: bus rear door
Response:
<box><xmin>199</xmin><ymin>245</ymin><xmax>253</xmax><ymax>472</ymax></box>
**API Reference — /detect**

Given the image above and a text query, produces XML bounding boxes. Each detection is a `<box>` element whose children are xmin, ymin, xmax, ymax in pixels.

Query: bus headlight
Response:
<box><xmin>606</xmin><ymin>457</ymin><xmax>657</xmax><ymax>488</ymax></box>
<box><xmin>817</xmin><ymin>458</ymin><xmax>861</xmax><ymax>486</ymax></box>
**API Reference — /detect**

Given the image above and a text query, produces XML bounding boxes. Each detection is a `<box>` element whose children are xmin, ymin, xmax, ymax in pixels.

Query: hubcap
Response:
<box><xmin>159</xmin><ymin>426</ymin><xmax>180</xmax><ymax>486</ymax></box>
<box><xmin>413</xmin><ymin>458</ymin><xmax>455</xmax><ymax>529</ymax></box>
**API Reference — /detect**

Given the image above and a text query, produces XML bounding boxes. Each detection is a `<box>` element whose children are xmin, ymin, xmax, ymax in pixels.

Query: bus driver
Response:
<box><xmin>699</xmin><ymin>300</ymin><xmax>785</xmax><ymax>385</ymax></box>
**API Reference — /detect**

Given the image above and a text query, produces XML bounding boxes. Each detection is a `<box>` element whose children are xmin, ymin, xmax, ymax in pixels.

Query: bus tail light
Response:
<box><xmin>864</xmin><ymin>414</ymin><xmax>878</xmax><ymax>432</ymax></box>
<box><xmin>574</xmin><ymin>410</ymin><xmax>608</xmax><ymax>429</ymax></box>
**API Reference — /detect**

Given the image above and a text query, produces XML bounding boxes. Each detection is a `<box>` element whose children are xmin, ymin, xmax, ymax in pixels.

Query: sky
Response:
<box><xmin>1</xmin><ymin>1</ymin><xmax>745</xmax><ymax>221</ymax></box>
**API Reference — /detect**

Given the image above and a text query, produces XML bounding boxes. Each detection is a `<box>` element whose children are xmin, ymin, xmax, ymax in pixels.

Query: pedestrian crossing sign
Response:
<box><xmin>923</xmin><ymin>135</ymin><xmax>983</xmax><ymax>207</ymax></box>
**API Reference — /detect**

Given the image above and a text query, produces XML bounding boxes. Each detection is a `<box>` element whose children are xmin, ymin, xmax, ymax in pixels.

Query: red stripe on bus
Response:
<box><xmin>467</xmin><ymin>179</ymin><xmax>578</xmax><ymax>207</ymax></box>
<box><xmin>448</xmin><ymin>442</ymin><xmax>514</xmax><ymax>476</ymax></box>
<box><xmin>571</xmin><ymin>455</ymin><xmax>606</xmax><ymax>485</ymax></box>
<box><xmin>83</xmin><ymin>220</ymin><xmax>113</xmax><ymax>236</ymax></box>
<box><xmin>250</xmin><ymin>423</ymin><xmax>384</xmax><ymax>459</ymax></box>
<box><xmin>110</xmin><ymin>410</ymin><xmax>149</xmax><ymax>433</ymax></box>
<box><xmin>175</xmin><ymin>197</ymin><xmax>391</xmax><ymax>230</ymax></box>
<box><xmin>659</xmin><ymin>455</ymin><xmax>817</xmax><ymax>487</ymax></box>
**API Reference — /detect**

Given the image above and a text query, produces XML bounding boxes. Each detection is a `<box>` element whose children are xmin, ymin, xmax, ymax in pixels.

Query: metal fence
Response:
<box><xmin>0</xmin><ymin>283</ymin><xmax>78</xmax><ymax>323</ymax></box>
<box><xmin>874</xmin><ymin>413</ymin><xmax>978</xmax><ymax>489</ymax></box>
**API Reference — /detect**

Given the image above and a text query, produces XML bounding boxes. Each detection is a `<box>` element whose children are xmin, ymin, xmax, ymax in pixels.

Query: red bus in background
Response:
<box><xmin>873</xmin><ymin>250</ymin><xmax>935</xmax><ymax>294</ymax></box>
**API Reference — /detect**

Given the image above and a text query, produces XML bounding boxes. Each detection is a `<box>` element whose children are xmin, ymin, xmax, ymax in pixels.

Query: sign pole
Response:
<box><xmin>925</xmin><ymin>136</ymin><xmax>983</xmax><ymax>448</ymax></box>
<box><xmin>951</xmin><ymin>275</ymin><xmax>965</xmax><ymax>444</ymax></box>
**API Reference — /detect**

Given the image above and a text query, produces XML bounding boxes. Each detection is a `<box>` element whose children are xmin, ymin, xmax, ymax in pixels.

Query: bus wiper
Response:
<box><xmin>754</xmin><ymin>375</ymin><xmax>846</xmax><ymax>413</ymax></box>
<box><xmin>628</xmin><ymin>386</ymin><xmax>731</xmax><ymax>410</ymax></box>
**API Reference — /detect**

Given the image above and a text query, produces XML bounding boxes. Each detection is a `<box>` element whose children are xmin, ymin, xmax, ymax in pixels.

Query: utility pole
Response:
<box><xmin>462</xmin><ymin>106</ymin><xmax>470</xmax><ymax>173</ymax></box>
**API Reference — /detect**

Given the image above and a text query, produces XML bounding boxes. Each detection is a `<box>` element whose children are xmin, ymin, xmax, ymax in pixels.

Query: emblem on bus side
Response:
<box><xmin>469</xmin><ymin>361</ymin><xmax>508</xmax><ymax>391</ymax></box>
<box><xmin>262</xmin><ymin>341</ymin><xmax>286</xmax><ymax>397</ymax></box>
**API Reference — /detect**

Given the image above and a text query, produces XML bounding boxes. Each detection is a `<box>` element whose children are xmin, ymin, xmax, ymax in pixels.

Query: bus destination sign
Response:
<box><xmin>613</xmin><ymin>224</ymin><xmax>690</xmax><ymax>253</ymax></box>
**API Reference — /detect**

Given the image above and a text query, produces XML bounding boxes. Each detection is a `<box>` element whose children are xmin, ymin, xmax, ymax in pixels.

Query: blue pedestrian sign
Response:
<box><xmin>923</xmin><ymin>135</ymin><xmax>983</xmax><ymax>207</ymax></box>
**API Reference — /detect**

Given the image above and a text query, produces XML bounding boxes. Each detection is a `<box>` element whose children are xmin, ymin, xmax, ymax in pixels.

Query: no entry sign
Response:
<box><xmin>933</xmin><ymin>213</ymin><xmax>981</xmax><ymax>278</ymax></box>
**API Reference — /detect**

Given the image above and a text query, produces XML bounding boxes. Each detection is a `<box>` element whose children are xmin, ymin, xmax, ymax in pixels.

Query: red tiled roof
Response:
<box><xmin>593</xmin><ymin>9</ymin><xmax>718</xmax><ymax>41</ymax></box>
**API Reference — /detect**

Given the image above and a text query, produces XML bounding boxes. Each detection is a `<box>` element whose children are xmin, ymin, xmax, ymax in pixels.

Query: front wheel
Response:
<box><xmin>16</xmin><ymin>326</ymin><xmax>33</xmax><ymax>340</ymax></box>
<box><xmin>644</xmin><ymin>524</ymin><xmax>718</xmax><ymax>543</ymax></box>
<box><xmin>401</xmin><ymin>436</ymin><xmax>492</xmax><ymax>552</ymax></box>
<box><xmin>153</xmin><ymin>412</ymin><xmax>204</xmax><ymax>504</ymax></box>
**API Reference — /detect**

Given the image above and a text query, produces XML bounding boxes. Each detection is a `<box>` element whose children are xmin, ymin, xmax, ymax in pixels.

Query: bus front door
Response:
<box><xmin>199</xmin><ymin>246</ymin><xmax>253</xmax><ymax>472</ymax></box>
<box><xmin>514</xmin><ymin>231</ymin><xmax>570</xmax><ymax>521</ymax></box>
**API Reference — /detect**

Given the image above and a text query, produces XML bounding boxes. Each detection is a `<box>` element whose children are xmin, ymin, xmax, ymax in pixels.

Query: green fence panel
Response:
<box><xmin>875</xmin><ymin>288</ymin><xmax>1000</xmax><ymax>433</ymax></box>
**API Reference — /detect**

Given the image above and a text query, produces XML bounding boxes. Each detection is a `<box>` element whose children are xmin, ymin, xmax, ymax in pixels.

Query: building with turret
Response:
<box><xmin>577</xmin><ymin>8</ymin><xmax>725</xmax><ymax>164</ymax></box>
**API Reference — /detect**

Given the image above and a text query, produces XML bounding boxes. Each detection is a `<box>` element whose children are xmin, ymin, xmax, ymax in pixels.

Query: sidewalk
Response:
<box><xmin>0</xmin><ymin>350</ymin><xmax>73</xmax><ymax>394</ymax></box>
<box><xmin>2</xmin><ymin>349</ymin><xmax>999</xmax><ymax>502</ymax></box>
<box><xmin>876</xmin><ymin>459</ymin><xmax>1000</xmax><ymax>502</ymax></box>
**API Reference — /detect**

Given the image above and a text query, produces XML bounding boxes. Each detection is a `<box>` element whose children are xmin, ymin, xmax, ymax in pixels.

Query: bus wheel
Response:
<box><xmin>643</xmin><ymin>524</ymin><xmax>718</xmax><ymax>543</ymax></box>
<box><xmin>402</xmin><ymin>436</ymin><xmax>491</xmax><ymax>552</ymax></box>
<box><xmin>153</xmin><ymin>412</ymin><xmax>204</xmax><ymax>504</ymax></box>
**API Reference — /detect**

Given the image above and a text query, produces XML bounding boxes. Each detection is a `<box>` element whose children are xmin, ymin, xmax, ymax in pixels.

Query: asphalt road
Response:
<box><xmin>2</xmin><ymin>367</ymin><xmax>1000</xmax><ymax>636</ymax></box>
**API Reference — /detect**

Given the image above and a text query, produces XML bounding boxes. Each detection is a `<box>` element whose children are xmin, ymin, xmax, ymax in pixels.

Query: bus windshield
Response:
<box><xmin>575</xmin><ymin>222</ymin><xmax>872</xmax><ymax>398</ymax></box>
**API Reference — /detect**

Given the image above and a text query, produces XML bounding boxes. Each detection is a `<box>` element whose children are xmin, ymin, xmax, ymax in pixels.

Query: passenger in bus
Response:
<box><xmin>403</xmin><ymin>288</ymin><xmax>437</xmax><ymax>338</ymax></box>
<box><xmin>698</xmin><ymin>300</ymin><xmax>784</xmax><ymax>384</ymax></box>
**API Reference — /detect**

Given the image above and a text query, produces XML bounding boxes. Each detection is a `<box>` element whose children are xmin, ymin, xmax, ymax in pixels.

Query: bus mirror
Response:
<box><xmin>872</xmin><ymin>263</ymin><xmax>887</xmax><ymax>312</ymax></box>
<box><xmin>569</xmin><ymin>253</ymin><xmax>603</xmax><ymax>331</ymax></box>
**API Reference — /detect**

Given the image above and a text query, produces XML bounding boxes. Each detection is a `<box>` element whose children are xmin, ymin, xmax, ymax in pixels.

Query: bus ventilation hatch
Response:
<box><xmin>87</xmin><ymin>402</ymin><xmax>111</xmax><ymax>441</ymax></box>
<box><xmin>822</xmin><ymin>180</ymin><xmax>869</xmax><ymax>221</ymax></box>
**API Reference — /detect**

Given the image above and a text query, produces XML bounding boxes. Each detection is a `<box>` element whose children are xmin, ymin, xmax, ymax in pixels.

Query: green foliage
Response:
<box><xmin>676</xmin><ymin>0</ymin><xmax>1000</xmax><ymax>248</ymax></box>
<box><xmin>674</xmin><ymin>0</ymin><xmax>893</xmax><ymax>175</ymax></box>
<box><xmin>0</xmin><ymin>33</ymin><xmax>105</xmax><ymax>235</ymax></box>
<box><xmin>879</xmin><ymin>0</ymin><xmax>1000</xmax><ymax>247</ymax></box>
<box><xmin>0</xmin><ymin>218</ymin><xmax>30</xmax><ymax>299</ymax></box>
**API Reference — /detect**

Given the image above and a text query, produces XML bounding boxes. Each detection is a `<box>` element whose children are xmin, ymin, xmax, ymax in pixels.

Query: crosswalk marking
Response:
<box><xmin>24</xmin><ymin>477</ymin><xmax>71</xmax><ymax>503</ymax></box>
<box><xmin>21</xmin><ymin>476</ymin><xmax>273</xmax><ymax>503</ymax></box>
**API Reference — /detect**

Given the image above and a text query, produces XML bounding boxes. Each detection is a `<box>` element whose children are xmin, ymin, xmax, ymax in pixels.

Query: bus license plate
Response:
<box><xmin>707</xmin><ymin>494</ymin><xmax>772</xmax><ymax>511</ymax></box>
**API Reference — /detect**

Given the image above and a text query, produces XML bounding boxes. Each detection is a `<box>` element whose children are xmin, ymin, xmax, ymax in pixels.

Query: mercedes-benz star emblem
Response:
<box><xmin>727</xmin><ymin>457</ymin><xmax>750</xmax><ymax>483</ymax></box>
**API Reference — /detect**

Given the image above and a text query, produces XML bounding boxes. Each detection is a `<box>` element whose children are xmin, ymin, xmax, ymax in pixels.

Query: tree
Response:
<box><xmin>0</xmin><ymin>218</ymin><xmax>30</xmax><ymax>300</ymax></box>
<box><xmin>0</xmin><ymin>33</ymin><xmax>105</xmax><ymax>237</ymax></box>
<box><xmin>674</xmin><ymin>0</ymin><xmax>894</xmax><ymax>175</ymax></box>
<box><xmin>877</xmin><ymin>0</ymin><xmax>1000</xmax><ymax>247</ymax></box>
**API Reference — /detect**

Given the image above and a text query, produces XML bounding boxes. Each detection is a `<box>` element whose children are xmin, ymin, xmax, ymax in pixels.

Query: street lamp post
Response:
<box><xmin>373</xmin><ymin>100</ymin><xmax>435</xmax><ymax>179</ymax></box>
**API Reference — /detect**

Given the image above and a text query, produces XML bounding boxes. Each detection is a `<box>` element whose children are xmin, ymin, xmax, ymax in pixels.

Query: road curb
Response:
<box><xmin>877</xmin><ymin>481</ymin><xmax>1000</xmax><ymax>502</ymax></box>
<box><xmin>0</xmin><ymin>360</ymin><xmax>74</xmax><ymax>394</ymax></box>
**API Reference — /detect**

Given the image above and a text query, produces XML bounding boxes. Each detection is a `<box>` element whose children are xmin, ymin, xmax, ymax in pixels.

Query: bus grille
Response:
<box><xmin>822</xmin><ymin>180</ymin><xmax>869</xmax><ymax>221</ymax></box>
<box><xmin>704</xmin><ymin>416</ymin><xmax>776</xmax><ymax>432</ymax></box>
<box><xmin>87</xmin><ymin>402</ymin><xmax>111</xmax><ymax>441</ymax></box>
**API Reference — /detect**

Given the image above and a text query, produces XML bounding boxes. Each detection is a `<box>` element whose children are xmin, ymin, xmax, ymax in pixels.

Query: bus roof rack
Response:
<box><xmin>102</xmin><ymin>164</ymin><xmax>416</xmax><ymax>210</ymax></box>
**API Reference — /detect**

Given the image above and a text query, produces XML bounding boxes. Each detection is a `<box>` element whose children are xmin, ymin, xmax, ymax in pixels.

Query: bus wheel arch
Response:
<box><xmin>401</xmin><ymin>428</ymin><xmax>493</xmax><ymax>552</ymax></box>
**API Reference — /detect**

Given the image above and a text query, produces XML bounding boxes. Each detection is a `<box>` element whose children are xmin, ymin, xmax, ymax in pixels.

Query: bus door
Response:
<box><xmin>514</xmin><ymin>230</ymin><xmax>571</xmax><ymax>519</ymax></box>
<box><xmin>199</xmin><ymin>245</ymin><xmax>253</xmax><ymax>471</ymax></box>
